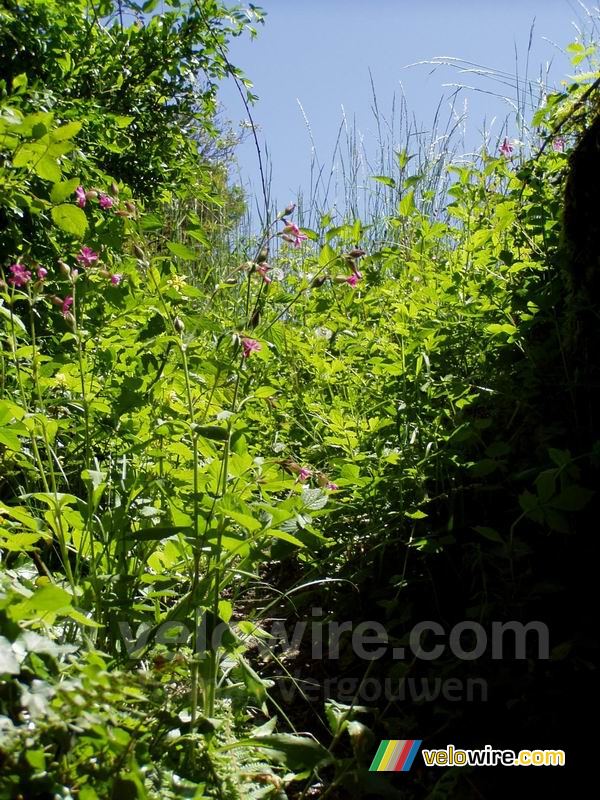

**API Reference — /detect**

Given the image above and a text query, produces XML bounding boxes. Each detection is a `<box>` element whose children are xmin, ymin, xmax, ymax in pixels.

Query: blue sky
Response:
<box><xmin>218</xmin><ymin>0</ymin><xmax>586</xmax><ymax>214</ymax></box>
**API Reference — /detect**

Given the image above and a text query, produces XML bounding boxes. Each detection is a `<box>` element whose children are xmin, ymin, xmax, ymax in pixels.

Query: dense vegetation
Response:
<box><xmin>1</xmin><ymin>2</ymin><xmax>598</xmax><ymax>797</ymax></box>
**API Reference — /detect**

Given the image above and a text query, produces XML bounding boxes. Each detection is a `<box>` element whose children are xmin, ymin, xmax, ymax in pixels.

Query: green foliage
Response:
<box><xmin>1</xmin><ymin>2</ymin><xmax>599</xmax><ymax>797</ymax></box>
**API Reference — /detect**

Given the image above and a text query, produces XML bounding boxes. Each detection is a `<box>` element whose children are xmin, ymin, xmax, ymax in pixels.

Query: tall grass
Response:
<box><xmin>231</xmin><ymin>25</ymin><xmax>565</xmax><ymax>252</ymax></box>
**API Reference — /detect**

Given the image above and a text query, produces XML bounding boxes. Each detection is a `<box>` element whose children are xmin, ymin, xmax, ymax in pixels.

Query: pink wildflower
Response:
<box><xmin>257</xmin><ymin>264</ymin><xmax>271</xmax><ymax>284</ymax></box>
<box><xmin>8</xmin><ymin>263</ymin><xmax>32</xmax><ymax>287</ymax></box>
<box><xmin>75</xmin><ymin>186</ymin><xmax>86</xmax><ymax>208</ymax></box>
<box><xmin>298</xmin><ymin>467</ymin><xmax>312</xmax><ymax>481</ymax></box>
<box><xmin>326</xmin><ymin>482</ymin><xmax>339</xmax><ymax>491</ymax></box>
<box><xmin>99</xmin><ymin>194</ymin><xmax>114</xmax><ymax>209</ymax></box>
<box><xmin>76</xmin><ymin>247</ymin><xmax>99</xmax><ymax>268</ymax></box>
<box><xmin>552</xmin><ymin>137</ymin><xmax>565</xmax><ymax>152</ymax></box>
<box><xmin>499</xmin><ymin>137</ymin><xmax>514</xmax><ymax>156</ymax></box>
<box><xmin>242</xmin><ymin>337</ymin><xmax>261</xmax><ymax>358</ymax></box>
<box><xmin>346</xmin><ymin>273</ymin><xmax>358</xmax><ymax>288</ymax></box>
<box><xmin>61</xmin><ymin>296</ymin><xmax>73</xmax><ymax>318</ymax></box>
<box><xmin>37</xmin><ymin>267</ymin><xmax>47</xmax><ymax>280</ymax></box>
<box><xmin>110</xmin><ymin>273</ymin><xmax>122</xmax><ymax>285</ymax></box>
<box><xmin>282</xmin><ymin>221</ymin><xmax>308</xmax><ymax>248</ymax></box>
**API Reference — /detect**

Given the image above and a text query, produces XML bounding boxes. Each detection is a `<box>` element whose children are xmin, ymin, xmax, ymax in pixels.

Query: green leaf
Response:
<box><xmin>129</xmin><ymin>525</ymin><xmax>191</xmax><ymax>541</ymax></box>
<box><xmin>167</xmin><ymin>241</ymin><xmax>196</xmax><ymax>260</ymax></box>
<box><xmin>371</xmin><ymin>175</ymin><xmax>396</xmax><ymax>188</ymax></box>
<box><xmin>34</xmin><ymin>156</ymin><xmax>61</xmax><ymax>182</ymax></box>
<box><xmin>237</xmin><ymin>655</ymin><xmax>269</xmax><ymax>702</ymax></box>
<box><xmin>9</xmin><ymin>585</ymin><xmax>73</xmax><ymax>623</ymax></box>
<box><xmin>0</xmin><ymin>428</ymin><xmax>22</xmax><ymax>451</ymax></box>
<box><xmin>318</xmin><ymin>243</ymin><xmax>337</xmax><ymax>268</ymax></box>
<box><xmin>51</xmin><ymin>121</ymin><xmax>82</xmax><ymax>141</ymax></box>
<box><xmin>473</xmin><ymin>526</ymin><xmax>504</xmax><ymax>543</ymax></box>
<box><xmin>398</xmin><ymin>188</ymin><xmax>415</xmax><ymax>216</ymax></box>
<box><xmin>51</xmin><ymin>204</ymin><xmax>88</xmax><ymax>237</ymax></box>
<box><xmin>0</xmin><ymin>305</ymin><xmax>27</xmax><ymax>333</ymax></box>
<box><xmin>12</xmin><ymin>73</ymin><xmax>28</xmax><ymax>92</ymax></box>
<box><xmin>0</xmin><ymin>399</ymin><xmax>24</xmax><ymax>426</ymax></box>
<box><xmin>194</xmin><ymin>424</ymin><xmax>228</xmax><ymax>441</ymax></box>
<box><xmin>301</xmin><ymin>487</ymin><xmax>328</xmax><ymax>511</ymax></box>
<box><xmin>550</xmin><ymin>485</ymin><xmax>594</xmax><ymax>511</ymax></box>
<box><xmin>25</xmin><ymin>750</ymin><xmax>46</xmax><ymax>770</ymax></box>
<box><xmin>0</xmin><ymin>532</ymin><xmax>45</xmax><ymax>551</ymax></box>
<box><xmin>485</xmin><ymin>323</ymin><xmax>517</xmax><ymax>336</ymax></box>
<box><xmin>268</xmin><ymin>529</ymin><xmax>305</xmax><ymax>547</ymax></box>
<box><xmin>253</xmin><ymin>386</ymin><xmax>277</xmax><ymax>398</ymax></box>
<box><xmin>220</xmin><ymin>733</ymin><xmax>333</xmax><ymax>770</ymax></box>
<box><xmin>50</xmin><ymin>178</ymin><xmax>81</xmax><ymax>204</ymax></box>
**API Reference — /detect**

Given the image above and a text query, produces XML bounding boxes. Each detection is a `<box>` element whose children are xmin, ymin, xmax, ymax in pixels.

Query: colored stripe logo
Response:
<box><xmin>369</xmin><ymin>739</ymin><xmax>422</xmax><ymax>772</ymax></box>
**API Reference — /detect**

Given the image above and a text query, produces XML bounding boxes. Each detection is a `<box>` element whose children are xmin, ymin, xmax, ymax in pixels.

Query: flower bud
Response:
<box><xmin>348</xmin><ymin>248</ymin><xmax>366</xmax><ymax>258</ymax></box>
<box><xmin>85</xmin><ymin>190</ymin><xmax>98</xmax><ymax>200</ymax></box>
<box><xmin>312</xmin><ymin>275</ymin><xmax>328</xmax><ymax>287</ymax></box>
<box><xmin>256</xmin><ymin>247</ymin><xmax>269</xmax><ymax>264</ymax></box>
<box><xmin>134</xmin><ymin>244</ymin><xmax>145</xmax><ymax>260</ymax></box>
<box><xmin>115</xmin><ymin>209</ymin><xmax>130</xmax><ymax>217</ymax></box>
<box><xmin>57</xmin><ymin>260</ymin><xmax>70</xmax><ymax>277</ymax></box>
<box><xmin>111</xmin><ymin>181</ymin><xmax>119</xmax><ymax>196</ymax></box>
<box><xmin>125</xmin><ymin>201</ymin><xmax>136</xmax><ymax>213</ymax></box>
<box><xmin>173</xmin><ymin>317</ymin><xmax>185</xmax><ymax>334</ymax></box>
<box><xmin>283</xmin><ymin>203</ymin><xmax>296</xmax><ymax>217</ymax></box>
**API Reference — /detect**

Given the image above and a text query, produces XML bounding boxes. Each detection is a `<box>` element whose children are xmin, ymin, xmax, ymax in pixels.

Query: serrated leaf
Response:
<box><xmin>34</xmin><ymin>156</ymin><xmax>61</xmax><ymax>182</ymax></box>
<box><xmin>51</xmin><ymin>204</ymin><xmax>88</xmax><ymax>237</ymax></box>
<box><xmin>50</xmin><ymin>121</ymin><xmax>82</xmax><ymax>141</ymax></box>
<box><xmin>50</xmin><ymin>178</ymin><xmax>80</xmax><ymax>204</ymax></box>
<box><xmin>301</xmin><ymin>487</ymin><xmax>328</xmax><ymax>511</ymax></box>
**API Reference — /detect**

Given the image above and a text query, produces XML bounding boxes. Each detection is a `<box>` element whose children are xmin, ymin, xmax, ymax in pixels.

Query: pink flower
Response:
<box><xmin>326</xmin><ymin>482</ymin><xmax>339</xmax><ymax>491</ymax></box>
<box><xmin>282</xmin><ymin>221</ymin><xmax>308</xmax><ymax>248</ymax></box>
<box><xmin>75</xmin><ymin>186</ymin><xmax>86</xmax><ymax>208</ymax></box>
<box><xmin>242</xmin><ymin>337</ymin><xmax>261</xmax><ymax>358</ymax></box>
<box><xmin>99</xmin><ymin>194</ymin><xmax>114</xmax><ymax>209</ymax></box>
<box><xmin>257</xmin><ymin>264</ymin><xmax>271</xmax><ymax>284</ymax></box>
<box><xmin>37</xmin><ymin>267</ymin><xmax>47</xmax><ymax>280</ymax></box>
<box><xmin>76</xmin><ymin>247</ymin><xmax>99</xmax><ymax>268</ymax></box>
<box><xmin>499</xmin><ymin>137</ymin><xmax>514</xmax><ymax>156</ymax></box>
<box><xmin>298</xmin><ymin>467</ymin><xmax>312</xmax><ymax>481</ymax></box>
<box><xmin>110</xmin><ymin>273</ymin><xmax>122</xmax><ymax>285</ymax></box>
<box><xmin>552</xmin><ymin>137</ymin><xmax>565</xmax><ymax>152</ymax></box>
<box><xmin>346</xmin><ymin>274</ymin><xmax>358</xmax><ymax>287</ymax></box>
<box><xmin>8</xmin><ymin>263</ymin><xmax>32</xmax><ymax>287</ymax></box>
<box><xmin>61</xmin><ymin>296</ymin><xmax>73</xmax><ymax>318</ymax></box>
